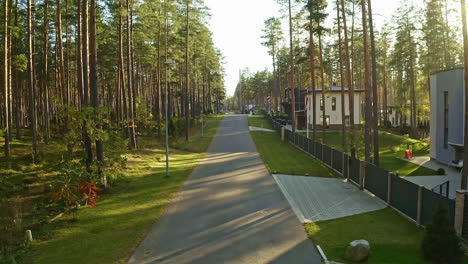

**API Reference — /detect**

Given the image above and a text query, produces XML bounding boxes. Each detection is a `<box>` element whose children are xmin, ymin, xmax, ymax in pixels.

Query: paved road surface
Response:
<box><xmin>128</xmin><ymin>115</ymin><xmax>322</xmax><ymax>264</ymax></box>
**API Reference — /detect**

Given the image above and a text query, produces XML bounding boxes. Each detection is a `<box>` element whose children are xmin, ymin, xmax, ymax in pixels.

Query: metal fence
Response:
<box><xmin>332</xmin><ymin>149</ymin><xmax>343</xmax><ymax>174</ymax></box>
<box><xmin>349</xmin><ymin>157</ymin><xmax>360</xmax><ymax>185</ymax></box>
<box><xmin>323</xmin><ymin>145</ymin><xmax>332</xmax><ymax>166</ymax></box>
<box><xmin>364</xmin><ymin>163</ymin><xmax>389</xmax><ymax>201</ymax></box>
<box><xmin>432</xmin><ymin>180</ymin><xmax>450</xmax><ymax>198</ymax></box>
<box><xmin>268</xmin><ymin>118</ymin><xmax>456</xmax><ymax>227</ymax></box>
<box><xmin>421</xmin><ymin>188</ymin><xmax>456</xmax><ymax>226</ymax></box>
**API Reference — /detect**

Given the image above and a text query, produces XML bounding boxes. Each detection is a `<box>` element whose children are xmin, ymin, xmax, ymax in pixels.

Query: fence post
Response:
<box><xmin>455</xmin><ymin>190</ymin><xmax>468</xmax><ymax>236</ymax></box>
<box><xmin>281</xmin><ymin>127</ymin><xmax>285</xmax><ymax>141</ymax></box>
<box><xmin>416</xmin><ymin>185</ymin><xmax>423</xmax><ymax>226</ymax></box>
<box><xmin>359</xmin><ymin>161</ymin><xmax>365</xmax><ymax>190</ymax></box>
<box><xmin>342</xmin><ymin>152</ymin><xmax>345</xmax><ymax>176</ymax></box>
<box><xmin>387</xmin><ymin>172</ymin><xmax>392</xmax><ymax>206</ymax></box>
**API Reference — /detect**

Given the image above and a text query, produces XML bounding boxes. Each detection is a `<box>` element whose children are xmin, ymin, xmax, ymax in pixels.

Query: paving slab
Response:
<box><xmin>272</xmin><ymin>175</ymin><xmax>387</xmax><ymax>223</ymax></box>
<box><xmin>128</xmin><ymin>115</ymin><xmax>322</xmax><ymax>264</ymax></box>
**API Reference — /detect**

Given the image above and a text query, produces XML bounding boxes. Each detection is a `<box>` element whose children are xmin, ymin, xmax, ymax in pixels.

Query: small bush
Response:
<box><xmin>390</xmin><ymin>146</ymin><xmax>400</xmax><ymax>153</ymax></box>
<box><xmin>422</xmin><ymin>202</ymin><xmax>464</xmax><ymax>263</ymax></box>
<box><xmin>436</xmin><ymin>168</ymin><xmax>446</xmax><ymax>175</ymax></box>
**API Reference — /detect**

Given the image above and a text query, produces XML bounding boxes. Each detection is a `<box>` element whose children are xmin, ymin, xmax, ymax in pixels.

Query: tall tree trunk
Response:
<box><xmin>89</xmin><ymin>0</ymin><xmax>104</xmax><ymax>184</ymax></box>
<box><xmin>14</xmin><ymin>0</ymin><xmax>20</xmax><ymax>140</ymax></box>
<box><xmin>185</xmin><ymin>0</ymin><xmax>190</xmax><ymax>141</ymax></box>
<box><xmin>126</xmin><ymin>0</ymin><xmax>137</xmax><ymax>149</ymax></box>
<box><xmin>368</xmin><ymin>0</ymin><xmax>379</xmax><ymax>165</ymax></box>
<box><xmin>82</xmin><ymin>0</ymin><xmax>93</xmax><ymax>166</ymax></box>
<box><xmin>43</xmin><ymin>0</ymin><xmax>50</xmax><ymax>144</ymax></box>
<box><xmin>288</xmin><ymin>0</ymin><xmax>295</xmax><ymax>132</ymax></box>
<box><xmin>28</xmin><ymin>0</ymin><xmax>38</xmax><ymax>162</ymax></box>
<box><xmin>461</xmin><ymin>0</ymin><xmax>468</xmax><ymax>189</ymax></box>
<box><xmin>309</xmin><ymin>22</ymin><xmax>317</xmax><ymax>143</ymax></box>
<box><xmin>76</xmin><ymin>0</ymin><xmax>83</xmax><ymax>105</ymax></box>
<box><xmin>318</xmin><ymin>30</ymin><xmax>326</xmax><ymax>144</ymax></box>
<box><xmin>337</xmin><ymin>1</ymin><xmax>346</xmax><ymax>152</ymax></box>
<box><xmin>383</xmin><ymin>56</ymin><xmax>388</xmax><ymax>124</ymax></box>
<box><xmin>3</xmin><ymin>0</ymin><xmax>10</xmax><ymax>157</ymax></box>
<box><xmin>57</xmin><ymin>0</ymin><xmax>67</xmax><ymax>106</ymax></box>
<box><xmin>156</xmin><ymin>9</ymin><xmax>162</xmax><ymax>138</ymax></box>
<box><xmin>361</xmin><ymin>0</ymin><xmax>372</xmax><ymax>163</ymax></box>
<box><xmin>341</xmin><ymin>0</ymin><xmax>356</xmax><ymax>158</ymax></box>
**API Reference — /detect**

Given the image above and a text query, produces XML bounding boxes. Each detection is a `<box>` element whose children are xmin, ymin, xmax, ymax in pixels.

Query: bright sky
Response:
<box><xmin>202</xmin><ymin>1</ymin><xmax>412</xmax><ymax>96</ymax></box>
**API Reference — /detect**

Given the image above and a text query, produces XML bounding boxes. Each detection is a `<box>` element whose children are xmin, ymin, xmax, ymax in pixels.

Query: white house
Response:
<box><xmin>305</xmin><ymin>86</ymin><xmax>364</xmax><ymax>129</ymax></box>
<box><xmin>430</xmin><ymin>67</ymin><xmax>465</xmax><ymax>167</ymax></box>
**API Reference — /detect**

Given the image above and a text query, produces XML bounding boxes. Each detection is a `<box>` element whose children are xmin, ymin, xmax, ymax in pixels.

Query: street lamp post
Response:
<box><xmin>165</xmin><ymin>61</ymin><xmax>177</xmax><ymax>177</ymax></box>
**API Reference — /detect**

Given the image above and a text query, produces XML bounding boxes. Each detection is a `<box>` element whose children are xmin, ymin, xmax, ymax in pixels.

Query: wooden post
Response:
<box><xmin>387</xmin><ymin>172</ymin><xmax>392</xmax><ymax>206</ymax></box>
<box><xmin>416</xmin><ymin>185</ymin><xmax>423</xmax><ymax>226</ymax></box>
<box><xmin>281</xmin><ymin>127</ymin><xmax>285</xmax><ymax>141</ymax></box>
<box><xmin>359</xmin><ymin>161</ymin><xmax>365</xmax><ymax>190</ymax></box>
<box><xmin>455</xmin><ymin>190</ymin><xmax>467</xmax><ymax>236</ymax></box>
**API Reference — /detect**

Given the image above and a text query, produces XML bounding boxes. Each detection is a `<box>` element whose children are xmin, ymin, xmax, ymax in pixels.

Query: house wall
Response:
<box><xmin>430</xmin><ymin>68</ymin><xmax>464</xmax><ymax>165</ymax></box>
<box><xmin>305</xmin><ymin>92</ymin><xmax>363</xmax><ymax>127</ymax></box>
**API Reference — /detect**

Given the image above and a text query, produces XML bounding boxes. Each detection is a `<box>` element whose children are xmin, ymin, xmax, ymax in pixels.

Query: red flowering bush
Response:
<box><xmin>49</xmin><ymin>167</ymin><xmax>102</xmax><ymax>208</ymax></box>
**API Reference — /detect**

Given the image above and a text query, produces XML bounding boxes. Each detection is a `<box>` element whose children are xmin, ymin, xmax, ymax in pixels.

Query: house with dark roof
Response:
<box><xmin>304</xmin><ymin>86</ymin><xmax>364</xmax><ymax>129</ymax></box>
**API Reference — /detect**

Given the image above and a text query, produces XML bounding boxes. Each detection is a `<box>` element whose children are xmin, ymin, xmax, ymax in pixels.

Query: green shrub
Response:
<box><xmin>436</xmin><ymin>168</ymin><xmax>446</xmax><ymax>175</ymax></box>
<box><xmin>422</xmin><ymin>202</ymin><xmax>464</xmax><ymax>263</ymax></box>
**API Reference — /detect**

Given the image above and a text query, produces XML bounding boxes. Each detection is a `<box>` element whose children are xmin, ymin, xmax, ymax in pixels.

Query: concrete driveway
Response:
<box><xmin>128</xmin><ymin>115</ymin><xmax>322</xmax><ymax>264</ymax></box>
<box><xmin>273</xmin><ymin>175</ymin><xmax>387</xmax><ymax>223</ymax></box>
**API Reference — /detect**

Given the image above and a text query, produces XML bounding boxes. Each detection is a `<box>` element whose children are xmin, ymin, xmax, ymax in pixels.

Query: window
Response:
<box><xmin>320</xmin><ymin>97</ymin><xmax>324</xmax><ymax>111</ymax></box>
<box><xmin>332</xmin><ymin>97</ymin><xmax>337</xmax><ymax>111</ymax></box>
<box><xmin>320</xmin><ymin>115</ymin><xmax>330</xmax><ymax>128</ymax></box>
<box><xmin>444</xmin><ymin>91</ymin><xmax>449</xmax><ymax>149</ymax></box>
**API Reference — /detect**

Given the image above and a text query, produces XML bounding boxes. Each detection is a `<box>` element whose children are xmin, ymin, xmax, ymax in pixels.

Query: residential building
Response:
<box><xmin>430</xmin><ymin>67</ymin><xmax>464</xmax><ymax>167</ymax></box>
<box><xmin>304</xmin><ymin>86</ymin><xmax>364</xmax><ymax>129</ymax></box>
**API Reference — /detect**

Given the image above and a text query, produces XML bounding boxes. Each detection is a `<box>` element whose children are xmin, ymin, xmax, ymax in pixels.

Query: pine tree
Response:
<box><xmin>422</xmin><ymin>202</ymin><xmax>464</xmax><ymax>263</ymax></box>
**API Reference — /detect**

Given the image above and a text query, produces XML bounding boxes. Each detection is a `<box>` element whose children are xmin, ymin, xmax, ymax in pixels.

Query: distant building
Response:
<box><xmin>430</xmin><ymin>67</ymin><xmax>464</xmax><ymax>167</ymax></box>
<box><xmin>304</xmin><ymin>86</ymin><xmax>364</xmax><ymax>129</ymax></box>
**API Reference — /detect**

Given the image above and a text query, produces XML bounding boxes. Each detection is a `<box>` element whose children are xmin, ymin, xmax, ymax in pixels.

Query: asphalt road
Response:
<box><xmin>128</xmin><ymin>115</ymin><xmax>322</xmax><ymax>264</ymax></box>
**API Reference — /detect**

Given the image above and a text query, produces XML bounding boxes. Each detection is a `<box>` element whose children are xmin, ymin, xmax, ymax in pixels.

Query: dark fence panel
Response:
<box><xmin>315</xmin><ymin>142</ymin><xmax>323</xmax><ymax>160</ymax></box>
<box><xmin>391</xmin><ymin>174</ymin><xmax>419</xmax><ymax>220</ymax></box>
<box><xmin>365</xmin><ymin>163</ymin><xmax>389</xmax><ymax>201</ymax></box>
<box><xmin>343</xmin><ymin>154</ymin><xmax>350</xmax><ymax>179</ymax></box>
<box><xmin>332</xmin><ymin>149</ymin><xmax>343</xmax><ymax>174</ymax></box>
<box><xmin>308</xmin><ymin>139</ymin><xmax>315</xmax><ymax>156</ymax></box>
<box><xmin>299</xmin><ymin>134</ymin><xmax>307</xmax><ymax>151</ymax></box>
<box><xmin>421</xmin><ymin>188</ymin><xmax>456</xmax><ymax>226</ymax></box>
<box><xmin>323</xmin><ymin>145</ymin><xmax>332</xmax><ymax>166</ymax></box>
<box><xmin>349</xmin><ymin>157</ymin><xmax>360</xmax><ymax>184</ymax></box>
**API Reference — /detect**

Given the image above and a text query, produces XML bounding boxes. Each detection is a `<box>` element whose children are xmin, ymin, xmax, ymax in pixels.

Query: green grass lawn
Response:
<box><xmin>248</xmin><ymin>117</ymin><xmax>337</xmax><ymax>177</ymax></box>
<box><xmin>305</xmin><ymin>208</ymin><xmax>428</xmax><ymax>264</ymax></box>
<box><xmin>247</xmin><ymin>116</ymin><xmax>273</xmax><ymax>129</ymax></box>
<box><xmin>302</xmin><ymin>131</ymin><xmax>438</xmax><ymax>176</ymax></box>
<box><xmin>10</xmin><ymin>116</ymin><xmax>224</xmax><ymax>264</ymax></box>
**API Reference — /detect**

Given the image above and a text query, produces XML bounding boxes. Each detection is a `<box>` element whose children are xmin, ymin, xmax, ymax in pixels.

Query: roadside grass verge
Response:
<box><xmin>27</xmin><ymin>116</ymin><xmax>223</xmax><ymax>264</ymax></box>
<box><xmin>249</xmin><ymin>130</ymin><xmax>338</xmax><ymax>178</ymax></box>
<box><xmin>247</xmin><ymin>116</ymin><xmax>273</xmax><ymax>129</ymax></box>
<box><xmin>305</xmin><ymin>208</ymin><xmax>427</xmax><ymax>264</ymax></box>
<box><xmin>301</xmin><ymin>131</ymin><xmax>438</xmax><ymax>176</ymax></box>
